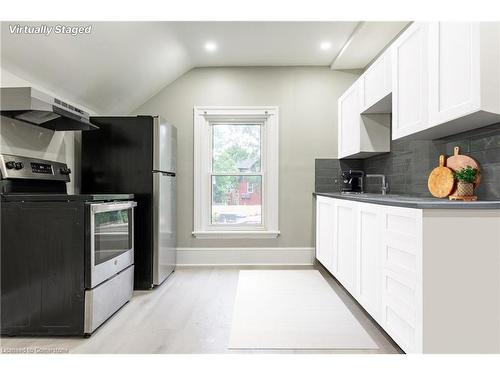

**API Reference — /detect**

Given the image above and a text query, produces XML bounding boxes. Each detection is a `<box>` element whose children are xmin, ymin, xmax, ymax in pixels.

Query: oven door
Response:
<box><xmin>88</xmin><ymin>201</ymin><xmax>137</xmax><ymax>289</ymax></box>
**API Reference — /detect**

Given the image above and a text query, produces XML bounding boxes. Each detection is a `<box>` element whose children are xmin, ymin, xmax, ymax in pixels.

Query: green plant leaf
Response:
<box><xmin>453</xmin><ymin>166</ymin><xmax>479</xmax><ymax>183</ymax></box>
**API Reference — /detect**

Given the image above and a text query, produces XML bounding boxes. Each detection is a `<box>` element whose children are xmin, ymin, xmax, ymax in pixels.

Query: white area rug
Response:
<box><xmin>228</xmin><ymin>270</ymin><xmax>378</xmax><ymax>349</ymax></box>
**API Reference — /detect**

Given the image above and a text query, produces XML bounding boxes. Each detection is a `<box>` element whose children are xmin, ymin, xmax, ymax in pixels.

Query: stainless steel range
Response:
<box><xmin>0</xmin><ymin>153</ymin><xmax>135</xmax><ymax>336</ymax></box>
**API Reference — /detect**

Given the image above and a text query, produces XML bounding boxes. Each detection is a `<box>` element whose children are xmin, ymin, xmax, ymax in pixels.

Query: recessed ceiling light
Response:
<box><xmin>320</xmin><ymin>41</ymin><xmax>332</xmax><ymax>51</ymax></box>
<box><xmin>205</xmin><ymin>41</ymin><xmax>217</xmax><ymax>52</ymax></box>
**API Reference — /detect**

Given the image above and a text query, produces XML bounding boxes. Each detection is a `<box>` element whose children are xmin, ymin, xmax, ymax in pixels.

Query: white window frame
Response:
<box><xmin>246</xmin><ymin>181</ymin><xmax>254</xmax><ymax>194</ymax></box>
<box><xmin>193</xmin><ymin>106</ymin><xmax>279</xmax><ymax>239</ymax></box>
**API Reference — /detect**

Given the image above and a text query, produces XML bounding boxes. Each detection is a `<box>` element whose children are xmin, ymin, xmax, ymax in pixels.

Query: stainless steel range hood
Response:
<box><xmin>0</xmin><ymin>87</ymin><xmax>98</xmax><ymax>131</ymax></box>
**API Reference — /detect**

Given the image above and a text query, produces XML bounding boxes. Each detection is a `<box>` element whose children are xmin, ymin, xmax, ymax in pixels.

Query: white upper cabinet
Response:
<box><xmin>392</xmin><ymin>22</ymin><xmax>500</xmax><ymax>140</ymax></box>
<box><xmin>427</xmin><ymin>22</ymin><xmax>500</xmax><ymax>135</ymax></box>
<box><xmin>360</xmin><ymin>50</ymin><xmax>392</xmax><ymax>114</ymax></box>
<box><xmin>428</xmin><ymin>22</ymin><xmax>480</xmax><ymax>125</ymax></box>
<box><xmin>392</xmin><ymin>22</ymin><xmax>430</xmax><ymax>140</ymax></box>
<box><xmin>338</xmin><ymin>81</ymin><xmax>391</xmax><ymax>159</ymax></box>
<box><xmin>338</xmin><ymin>82</ymin><xmax>361</xmax><ymax>158</ymax></box>
<box><xmin>338</xmin><ymin>21</ymin><xmax>500</xmax><ymax>150</ymax></box>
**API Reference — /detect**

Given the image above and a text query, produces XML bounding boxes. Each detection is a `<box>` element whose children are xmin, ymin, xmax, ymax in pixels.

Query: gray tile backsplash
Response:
<box><xmin>314</xmin><ymin>159</ymin><xmax>363</xmax><ymax>193</ymax></box>
<box><xmin>315</xmin><ymin>122</ymin><xmax>500</xmax><ymax>200</ymax></box>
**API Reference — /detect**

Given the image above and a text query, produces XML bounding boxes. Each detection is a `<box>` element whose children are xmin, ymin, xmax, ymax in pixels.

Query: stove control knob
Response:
<box><xmin>5</xmin><ymin>161</ymin><xmax>15</xmax><ymax>169</ymax></box>
<box><xmin>14</xmin><ymin>162</ymin><xmax>24</xmax><ymax>170</ymax></box>
<box><xmin>60</xmin><ymin>167</ymin><xmax>71</xmax><ymax>175</ymax></box>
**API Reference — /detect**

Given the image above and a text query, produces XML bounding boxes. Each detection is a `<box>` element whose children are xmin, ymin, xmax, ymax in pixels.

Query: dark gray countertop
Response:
<box><xmin>313</xmin><ymin>192</ymin><xmax>500</xmax><ymax>209</ymax></box>
<box><xmin>1</xmin><ymin>193</ymin><xmax>135</xmax><ymax>202</ymax></box>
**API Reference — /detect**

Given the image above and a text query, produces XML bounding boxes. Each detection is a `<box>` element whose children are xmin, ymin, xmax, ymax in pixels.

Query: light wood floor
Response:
<box><xmin>0</xmin><ymin>265</ymin><xmax>403</xmax><ymax>354</ymax></box>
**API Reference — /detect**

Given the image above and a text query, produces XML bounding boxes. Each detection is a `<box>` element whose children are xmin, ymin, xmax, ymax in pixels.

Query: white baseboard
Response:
<box><xmin>176</xmin><ymin>247</ymin><xmax>315</xmax><ymax>266</ymax></box>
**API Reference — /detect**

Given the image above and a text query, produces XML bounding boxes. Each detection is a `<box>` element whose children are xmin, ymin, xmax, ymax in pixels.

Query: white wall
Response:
<box><xmin>134</xmin><ymin>67</ymin><xmax>360</xmax><ymax>263</ymax></box>
<box><xmin>1</xmin><ymin>64</ymin><xmax>361</xmax><ymax>265</ymax></box>
<box><xmin>0</xmin><ymin>67</ymin><xmax>95</xmax><ymax>193</ymax></box>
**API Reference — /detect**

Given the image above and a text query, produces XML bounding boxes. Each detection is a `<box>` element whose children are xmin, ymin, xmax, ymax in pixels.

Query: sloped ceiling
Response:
<box><xmin>1</xmin><ymin>22</ymin><xmax>191</xmax><ymax>115</ymax></box>
<box><xmin>1</xmin><ymin>21</ymin><xmax>406</xmax><ymax>115</ymax></box>
<box><xmin>331</xmin><ymin>21</ymin><xmax>410</xmax><ymax>69</ymax></box>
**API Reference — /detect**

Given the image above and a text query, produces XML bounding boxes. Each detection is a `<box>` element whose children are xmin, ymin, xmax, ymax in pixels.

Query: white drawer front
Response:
<box><xmin>383</xmin><ymin>269</ymin><xmax>417</xmax><ymax>313</ymax></box>
<box><xmin>381</xmin><ymin>269</ymin><xmax>418</xmax><ymax>352</ymax></box>
<box><xmin>380</xmin><ymin>206</ymin><xmax>422</xmax><ymax>353</ymax></box>
<box><xmin>383</xmin><ymin>298</ymin><xmax>416</xmax><ymax>352</ymax></box>
<box><xmin>385</xmin><ymin>244</ymin><xmax>417</xmax><ymax>274</ymax></box>
<box><xmin>385</xmin><ymin>208</ymin><xmax>419</xmax><ymax>237</ymax></box>
<box><xmin>383</xmin><ymin>206</ymin><xmax>421</xmax><ymax>276</ymax></box>
<box><xmin>383</xmin><ymin>234</ymin><xmax>418</xmax><ymax>275</ymax></box>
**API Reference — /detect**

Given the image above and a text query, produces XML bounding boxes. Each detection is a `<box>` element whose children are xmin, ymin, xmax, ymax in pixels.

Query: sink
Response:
<box><xmin>338</xmin><ymin>193</ymin><xmax>432</xmax><ymax>202</ymax></box>
<box><xmin>356</xmin><ymin>194</ymin><xmax>427</xmax><ymax>202</ymax></box>
<box><xmin>341</xmin><ymin>192</ymin><xmax>401</xmax><ymax>199</ymax></box>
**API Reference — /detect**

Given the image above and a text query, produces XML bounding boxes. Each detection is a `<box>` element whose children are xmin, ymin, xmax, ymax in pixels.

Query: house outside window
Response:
<box><xmin>246</xmin><ymin>179</ymin><xmax>255</xmax><ymax>195</ymax></box>
<box><xmin>193</xmin><ymin>106</ymin><xmax>279</xmax><ymax>239</ymax></box>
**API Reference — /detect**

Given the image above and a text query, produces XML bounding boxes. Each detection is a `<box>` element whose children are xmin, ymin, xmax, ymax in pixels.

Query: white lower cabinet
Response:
<box><xmin>315</xmin><ymin>196</ymin><xmax>336</xmax><ymax>273</ymax></box>
<box><xmin>316</xmin><ymin>197</ymin><xmax>421</xmax><ymax>352</ymax></box>
<box><xmin>357</xmin><ymin>203</ymin><xmax>383</xmax><ymax>323</ymax></box>
<box><xmin>379</xmin><ymin>206</ymin><xmax>422</xmax><ymax>353</ymax></box>
<box><xmin>315</xmin><ymin>196</ymin><xmax>500</xmax><ymax>353</ymax></box>
<box><xmin>333</xmin><ymin>199</ymin><xmax>358</xmax><ymax>295</ymax></box>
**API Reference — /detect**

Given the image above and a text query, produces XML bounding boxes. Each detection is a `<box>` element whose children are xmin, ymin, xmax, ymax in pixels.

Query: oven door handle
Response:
<box><xmin>90</xmin><ymin>201</ymin><xmax>137</xmax><ymax>213</ymax></box>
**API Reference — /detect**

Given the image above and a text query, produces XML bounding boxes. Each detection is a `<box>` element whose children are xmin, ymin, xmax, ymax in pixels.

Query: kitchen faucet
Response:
<box><xmin>365</xmin><ymin>174</ymin><xmax>389</xmax><ymax>195</ymax></box>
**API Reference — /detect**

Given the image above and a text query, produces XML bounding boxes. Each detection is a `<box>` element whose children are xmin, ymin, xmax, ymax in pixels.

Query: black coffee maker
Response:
<box><xmin>340</xmin><ymin>170</ymin><xmax>364</xmax><ymax>193</ymax></box>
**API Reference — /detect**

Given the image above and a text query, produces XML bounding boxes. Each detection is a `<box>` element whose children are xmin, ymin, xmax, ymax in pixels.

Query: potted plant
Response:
<box><xmin>453</xmin><ymin>166</ymin><xmax>480</xmax><ymax>197</ymax></box>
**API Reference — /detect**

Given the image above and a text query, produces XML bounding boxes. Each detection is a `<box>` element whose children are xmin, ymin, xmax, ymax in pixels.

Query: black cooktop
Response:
<box><xmin>1</xmin><ymin>193</ymin><xmax>134</xmax><ymax>202</ymax></box>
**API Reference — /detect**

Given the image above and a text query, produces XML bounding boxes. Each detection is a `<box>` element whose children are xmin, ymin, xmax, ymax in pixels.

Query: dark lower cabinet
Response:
<box><xmin>1</xmin><ymin>201</ymin><xmax>85</xmax><ymax>336</ymax></box>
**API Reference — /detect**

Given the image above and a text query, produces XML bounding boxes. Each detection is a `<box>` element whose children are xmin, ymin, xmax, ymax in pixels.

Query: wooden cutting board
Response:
<box><xmin>427</xmin><ymin>155</ymin><xmax>454</xmax><ymax>198</ymax></box>
<box><xmin>446</xmin><ymin>146</ymin><xmax>481</xmax><ymax>187</ymax></box>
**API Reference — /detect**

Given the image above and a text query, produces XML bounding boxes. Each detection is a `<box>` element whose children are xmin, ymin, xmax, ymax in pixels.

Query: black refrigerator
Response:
<box><xmin>82</xmin><ymin>115</ymin><xmax>177</xmax><ymax>289</ymax></box>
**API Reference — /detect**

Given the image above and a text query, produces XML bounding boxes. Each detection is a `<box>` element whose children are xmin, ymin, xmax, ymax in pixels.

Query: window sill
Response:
<box><xmin>192</xmin><ymin>230</ymin><xmax>280</xmax><ymax>239</ymax></box>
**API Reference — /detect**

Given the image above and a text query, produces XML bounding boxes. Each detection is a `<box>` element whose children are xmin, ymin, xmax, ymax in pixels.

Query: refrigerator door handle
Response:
<box><xmin>153</xmin><ymin>171</ymin><xmax>176</xmax><ymax>177</ymax></box>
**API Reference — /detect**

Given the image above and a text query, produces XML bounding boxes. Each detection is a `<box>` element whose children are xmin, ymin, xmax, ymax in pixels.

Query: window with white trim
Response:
<box><xmin>193</xmin><ymin>107</ymin><xmax>279</xmax><ymax>239</ymax></box>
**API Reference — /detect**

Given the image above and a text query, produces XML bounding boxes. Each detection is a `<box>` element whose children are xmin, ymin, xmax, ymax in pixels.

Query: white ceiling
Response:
<box><xmin>169</xmin><ymin>22</ymin><xmax>358</xmax><ymax>66</ymax></box>
<box><xmin>331</xmin><ymin>21</ymin><xmax>410</xmax><ymax>69</ymax></box>
<box><xmin>1</xmin><ymin>21</ymin><xmax>407</xmax><ymax>115</ymax></box>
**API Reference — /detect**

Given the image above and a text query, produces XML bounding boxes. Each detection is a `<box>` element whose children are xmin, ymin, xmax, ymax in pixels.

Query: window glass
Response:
<box><xmin>212</xmin><ymin>124</ymin><xmax>261</xmax><ymax>173</ymax></box>
<box><xmin>211</xmin><ymin>175</ymin><xmax>262</xmax><ymax>224</ymax></box>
